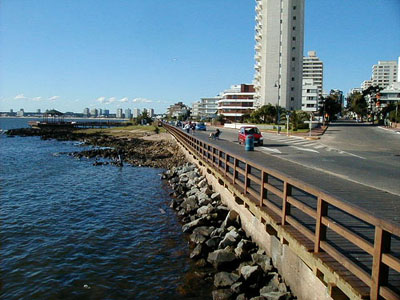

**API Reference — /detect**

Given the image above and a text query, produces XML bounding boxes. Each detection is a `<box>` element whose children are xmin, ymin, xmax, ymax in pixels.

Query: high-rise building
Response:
<box><xmin>147</xmin><ymin>108</ymin><xmax>154</xmax><ymax>118</ymax></box>
<box><xmin>254</xmin><ymin>0</ymin><xmax>305</xmax><ymax>111</ymax></box>
<box><xmin>302</xmin><ymin>51</ymin><xmax>323</xmax><ymax>97</ymax></box>
<box><xmin>371</xmin><ymin>60</ymin><xmax>398</xmax><ymax>88</ymax></box>
<box><xmin>116</xmin><ymin>108</ymin><xmax>123</xmax><ymax>119</ymax></box>
<box><xmin>125</xmin><ymin>108</ymin><xmax>132</xmax><ymax>119</ymax></box>
<box><xmin>132</xmin><ymin>108</ymin><xmax>141</xmax><ymax>118</ymax></box>
<box><xmin>103</xmin><ymin>109</ymin><xmax>109</xmax><ymax>116</ymax></box>
<box><xmin>17</xmin><ymin>109</ymin><xmax>24</xmax><ymax>117</ymax></box>
<box><xmin>90</xmin><ymin>108</ymin><xmax>98</xmax><ymax>117</ymax></box>
<box><xmin>83</xmin><ymin>108</ymin><xmax>90</xmax><ymax>117</ymax></box>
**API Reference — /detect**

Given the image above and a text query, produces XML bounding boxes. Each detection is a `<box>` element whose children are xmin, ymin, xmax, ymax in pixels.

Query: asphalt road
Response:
<box><xmin>192</xmin><ymin>121</ymin><xmax>400</xmax><ymax>196</ymax></box>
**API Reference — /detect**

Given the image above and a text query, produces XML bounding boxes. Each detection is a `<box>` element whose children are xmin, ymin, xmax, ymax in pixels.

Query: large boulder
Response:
<box><xmin>182</xmin><ymin>217</ymin><xmax>206</xmax><ymax>233</ymax></box>
<box><xmin>190</xmin><ymin>232</ymin><xmax>207</xmax><ymax>244</ymax></box>
<box><xmin>219</xmin><ymin>229</ymin><xmax>241</xmax><ymax>249</ymax></box>
<box><xmin>251</xmin><ymin>254</ymin><xmax>273</xmax><ymax>273</ymax></box>
<box><xmin>221</xmin><ymin>210</ymin><xmax>240</xmax><ymax>229</ymax></box>
<box><xmin>212</xmin><ymin>289</ymin><xmax>234</xmax><ymax>300</ymax></box>
<box><xmin>197</xmin><ymin>204</ymin><xmax>214</xmax><ymax>216</ymax></box>
<box><xmin>240</xmin><ymin>265</ymin><xmax>262</xmax><ymax>284</ymax></box>
<box><xmin>235</xmin><ymin>240</ymin><xmax>256</xmax><ymax>260</ymax></box>
<box><xmin>190</xmin><ymin>244</ymin><xmax>203</xmax><ymax>259</ymax></box>
<box><xmin>258</xmin><ymin>291</ymin><xmax>291</xmax><ymax>300</ymax></box>
<box><xmin>181</xmin><ymin>196</ymin><xmax>198</xmax><ymax>212</ymax></box>
<box><xmin>214</xmin><ymin>272</ymin><xmax>240</xmax><ymax>288</ymax></box>
<box><xmin>207</xmin><ymin>248</ymin><xmax>238</xmax><ymax>270</ymax></box>
<box><xmin>193</xmin><ymin>226</ymin><xmax>214</xmax><ymax>237</ymax></box>
<box><xmin>205</xmin><ymin>236</ymin><xmax>222</xmax><ymax>250</ymax></box>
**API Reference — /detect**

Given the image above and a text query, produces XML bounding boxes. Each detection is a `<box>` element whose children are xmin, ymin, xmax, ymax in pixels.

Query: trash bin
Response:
<box><xmin>245</xmin><ymin>135</ymin><xmax>254</xmax><ymax>151</ymax></box>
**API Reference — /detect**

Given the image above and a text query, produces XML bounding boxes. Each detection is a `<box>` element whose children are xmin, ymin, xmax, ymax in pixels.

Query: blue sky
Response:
<box><xmin>1</xmin><ymin>0</ymin><xmax>399</xmax><ymax>114</ymax></box>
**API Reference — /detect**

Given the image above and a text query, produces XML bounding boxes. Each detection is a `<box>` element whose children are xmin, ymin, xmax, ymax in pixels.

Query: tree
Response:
<box><xmin>321</xmin><ymin>93</ymin><xmax>342</xmax><ymax>121</ymax></box>
<box><xmin>348</xmin><ymin>91</ymin><xmax>368</xmax><ymax>121</ymax></box>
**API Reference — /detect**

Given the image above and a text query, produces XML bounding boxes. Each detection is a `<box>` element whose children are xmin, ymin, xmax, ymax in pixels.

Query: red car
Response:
<box><xmin>238</xmin><ymin>126</ymin><xmax>263</xmax><ymax>146</ymax></box>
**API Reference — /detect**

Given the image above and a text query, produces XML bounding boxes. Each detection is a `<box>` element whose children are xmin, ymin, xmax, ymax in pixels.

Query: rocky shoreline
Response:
<box><xmin>163</xmin><ymin>164</ymin><xmax>296</xmax><ymax>300</ymax></box>
<box><xmin>6</xmin><ymin>127</ymin><xmax>186</xmax><ymax>169</ymax></box>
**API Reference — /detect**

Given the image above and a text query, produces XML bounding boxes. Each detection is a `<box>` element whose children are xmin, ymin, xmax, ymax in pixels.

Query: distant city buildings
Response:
<box><xmin>192</xmin><ymin>97</ymin><xmax>220</xmax><ymax>119</ymax></box>
<box><xmin>133</xmin><ymin>108</ymin><xmax>140</xmax><ymax>118</ymax></box>
<box><xmin>302</xmin><ymin>51</ymin><xmax>323</xmax><ymax>96</ymax></box>
<box><xmin>301</xmin><ymin>79</ymin><xmax>319</xmax><ymax>112</ymax></box>
<box><xmin>146</xmin><ymin>108</ymin><xmax>154</xmax><ymax>118</ymax></box>
<box><xmin>83</xmin><ymin>108</ymin><xmax>90</xmax><ymax>117</ymax></box>
<box><xmin>167</xmin><ymin>102</ymin><xmax>190</xmax><ymax>118</ymax></box>
<box><xmin>217</xmin><ymin>84</ymin><xmax>256</xmax><ymax>122</ymax></box>
<box><xmin>361</xmin><ymin>80</ymin><xmax>373</xmax><ymax>91</ymax></box>
<box><xmin>116</xmin><ymin>108</ymin><xmax>123</xmax><ymax>119</ymax></box>
<box><xmin>125</xmin><ymin>108</ymin><xmax>132</xmax><ymax>119</ymax></box>
<box><xmin>253</xmin><ymin>0</ymin><xmax>305</xmax><ymax>111</ymax></box>
<box><xmin>17</xmin><ymin>109</ymin><xmax>24</xmax><ymax>117</ymax></box>
<box><xmin>90</xmin><ymin>108</ymin><xmax>98</xmax><ymax>117</ymax></box>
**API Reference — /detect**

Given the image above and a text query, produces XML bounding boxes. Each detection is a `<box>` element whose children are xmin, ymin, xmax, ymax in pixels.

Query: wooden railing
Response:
<box><xmin>163</xmin><ymin>123</ymin><xmax>400</xmax><ymax>300</ymax></box>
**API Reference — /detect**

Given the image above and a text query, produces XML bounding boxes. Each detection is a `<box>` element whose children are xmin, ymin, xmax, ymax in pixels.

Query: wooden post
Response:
<box><xmin>282</xmin><ymin>182</ymin><xmax>292</xmax><ymax>225</ymax></box>
<box><xmin>370</xmin><ymin>227</ymin><xmax>391</xmax><ymax>300</ymax></box>
<box><xmin>259</xmin><ymin>172</ymin><xmax>265</xmax><ymax>207</ymax></box>
<box><xmin>244</xmin><ymin>164</ymin><xmax>249</xmax><ymax>195</ymax></box>
<box><xmin>314</xmin><ymin>197</ymin><xmax>328</xmax><ymax>253</ymax></box>
<box><xmin>233</xmin><ymin>158</ymin><xmax>237</xmax><ymax>185</ymax></box>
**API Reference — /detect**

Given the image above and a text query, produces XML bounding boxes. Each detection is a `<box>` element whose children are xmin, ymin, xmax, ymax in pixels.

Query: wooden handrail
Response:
<box><xmin>163</xmin><ymin>123</ymin><xmax>400</xmax><ymax>300</ymax></box>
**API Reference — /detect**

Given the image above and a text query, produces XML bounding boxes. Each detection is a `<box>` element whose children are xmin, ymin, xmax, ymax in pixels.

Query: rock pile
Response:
<box><xmin>163</xmin><ymin>163</ymin><xmax>296</xmax><ymax>300</ymax></box>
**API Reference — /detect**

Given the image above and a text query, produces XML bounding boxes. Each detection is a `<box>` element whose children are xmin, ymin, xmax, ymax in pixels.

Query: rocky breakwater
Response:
<box><xmin>163</xmin><ymin>164</ymin><xmax>296</xmax><ymax>300</ymax></box>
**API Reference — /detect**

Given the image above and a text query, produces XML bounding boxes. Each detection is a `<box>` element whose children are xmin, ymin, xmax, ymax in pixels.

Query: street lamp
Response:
<box><xmin>274</xmin><ymin>80</ymin><xmax>280</xmax><ymax>134</ymax></box>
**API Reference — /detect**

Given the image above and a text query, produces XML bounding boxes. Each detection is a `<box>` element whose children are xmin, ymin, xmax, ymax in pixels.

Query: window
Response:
<box><xmin>293</xmin><ymin>16</ymin><xmax>296</xmax><ymax>20</ymax></box>
<box><xmin>293</xmin><ymin>26</ymin><xmax>296</xmax><ymax>30</ymax></box>
<box><xmin>291</xmin><ymin>87</ymin><xmax>294</xmax><ymax>91</ymax></box>
<box><xmin>293</xmin><ymin>5</ymin><xmax>296</xmax><ymax>10</ymax></box>
<box><xmin>292</xmin><ymin>37</ymin><xmax>296</xmax><ymax>41</ymax></box>
<box><xmin>291</xmin><ymin>77</ymin><xmax>295</xmax><ymax>81</ymax></box>
<box><xmin>292</xmin><ymin>57</ymin><xmax>295</xmax><ymax>61</ymax></box>
<box><xmin>291</xmin><ymin>98</ymin><xmax>294</xmax><ymax>101</ymax></box>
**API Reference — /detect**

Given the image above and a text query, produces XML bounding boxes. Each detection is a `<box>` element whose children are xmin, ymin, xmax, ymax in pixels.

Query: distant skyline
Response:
<box><xmin>1</xmin><ymin>0</ymin><xmax>399</xmax><ymax>113</ymax></box>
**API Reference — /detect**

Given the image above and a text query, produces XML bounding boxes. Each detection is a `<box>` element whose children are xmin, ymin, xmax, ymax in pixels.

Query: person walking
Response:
<box><xmin>191</xmin><ymin>122</ymin><xmax>196</xmax><ymax>135</ymax></box>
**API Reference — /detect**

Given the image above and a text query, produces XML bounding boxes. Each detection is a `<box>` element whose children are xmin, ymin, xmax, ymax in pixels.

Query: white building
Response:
<box><xmin>90</xmin><ymin>108</ymin><xmax>98</xmax><ymax>117</ymax></box>
<box><xmin>379</xmin><ymin>82</ymin><xmax>400</xmax><ymax>107</ymax></box>
<box><xmin>192</xmin><ymin>97</ymin><xmax>220</xmax><ymax>119</ymax></box>
<box><xmin>116</xmin><ymin>108</ymin><xmax>123</xmax><ymax>119</ymax></box>
<box><xmin>253</xmin><ymin>0</ymin><xmax>304</xmax><ymax>111</ymax></box>
<box><xmin>301</xmin><ymin>79</ymin><xmax>319</xmax><ymax>112</ymax></box>
<box><xmin>132</xmin><ymin>108</ymin><xmax>140</xmax><ymax>118</ymax></box>
<box><xmin>147</xmin><ymin>108</ymin><xmax>154</xmax><ymax>118</ymax></box>
<box><xmin>371</xmin><ymin>60</ymin><xmax>398</xmax><ymax>89</ymax></box>
<box><xmin>217</xmin><ymin>84</ymin><xmax>256</xmax><ymax>122</ymax></box>
<box><xmin>125</xmin><ymin>108</ymin><xmax>132</xmax><ymax>119</ymax></box>
<box><xmin>17</xmin><ymin>109</ymin><xmax>24</xmax><ymax>117</ymax></box>
<box><xmin>303</xmin><ymin>51</ymin><xmax>323</xmax><ymax>97</ymax></box>
<box><xmin>362</xmin><ymin>80</ymin><xmax>373</xmax><ymax>91</ymax></box>
<box><xmin>83</xmin><ymin>108</ymin><xmax>90</xmax><ymax>117</ymax></box>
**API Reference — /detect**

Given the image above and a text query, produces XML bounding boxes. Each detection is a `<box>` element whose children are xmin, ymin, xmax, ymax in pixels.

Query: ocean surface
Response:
<box><xmin>0</xmin><ymin>118</ymin><xmax>211</xmax><ymax>299</ymax></box>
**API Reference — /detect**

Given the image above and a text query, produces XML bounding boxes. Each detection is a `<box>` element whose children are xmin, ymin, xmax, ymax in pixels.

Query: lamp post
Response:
<box><xmin>286</xmin><ymin>111</ymin><xmax>290</xmax><ymax>136</ymax></box>
<box><xmin>274</xmin><ymin>80</ymin><xmax>280</xmax><ymax>134</ymax></box>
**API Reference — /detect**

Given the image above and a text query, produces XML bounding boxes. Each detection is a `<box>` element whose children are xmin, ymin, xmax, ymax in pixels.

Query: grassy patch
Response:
<box><xmin>75</xmin><ymin>125</ymin><xmax>166</xmax><ymax>137</ymax></box>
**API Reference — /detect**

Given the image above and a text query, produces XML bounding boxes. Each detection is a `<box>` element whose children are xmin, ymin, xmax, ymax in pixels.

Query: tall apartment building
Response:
<box><xmin>90</xmin><ymin>108</ymin><xmax>98</xmax><ymax>117</ymax></box>
<box><xmin>217</xmin><ymin>84</ymin><xmax>256</xmax><ymax>122</ymax></box>
<box><xmin>116</xmin><ymin>108</ymin><xmax>123</xmax><ymax>119</ymax></box>
<box><xmin>371</xmin><ymin>60</ymin><xmax>398</xmax><ymax>88</ymax></box>
<box><xmin>132</xmin><ymin>108</ymin><xmax>140</xmax><ymax>118</ymax></box>
<box><xmin>125</xmin><ymin>108</ymin><xmax>132</xmax><ymax>119</ymax></box>
<box><xmin>303</xmin><ymin>51</ymin><xmax>323</xmax><ymax>96</ymax></box>
<box><xmin>253</xmin><ymin>0</ymin><xmax>305</xmax><ymax>111</ymax></box>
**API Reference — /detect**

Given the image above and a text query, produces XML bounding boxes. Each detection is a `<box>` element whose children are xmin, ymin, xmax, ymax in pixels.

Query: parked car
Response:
<box><xmin>195</xmin><ymin>122</ymin><xmax>207</xmax><ymax>131</ymax></box>
<box><xmin>238</xmin><ymin>126</ymin><xmax>263</xmax><ymax>146</ymax></box>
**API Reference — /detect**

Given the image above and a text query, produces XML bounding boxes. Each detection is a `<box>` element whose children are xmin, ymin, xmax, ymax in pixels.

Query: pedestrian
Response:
<box><xmin>191</xmin><ymin>122</ymin><xmax>196</xmax><ymax>135</ymax></box>
<box><xmin>184</xmin><ymin>123</ymin><xmax>190</xmax><ymax>133</ymax></box>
